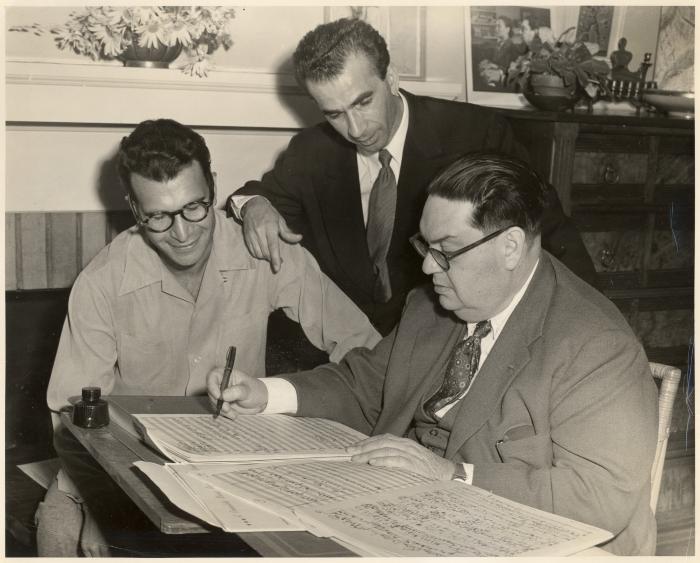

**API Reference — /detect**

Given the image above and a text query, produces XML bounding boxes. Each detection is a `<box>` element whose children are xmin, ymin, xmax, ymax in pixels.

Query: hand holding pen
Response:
<box><xmin>214</xmin><ymin>346</ymin><xmax>236</xmax><ymax>419</ymax></box>
<box><xmin>207</xmin><ymin>350</ymin><xmax>270</xmax><ymax>417</ymax></box>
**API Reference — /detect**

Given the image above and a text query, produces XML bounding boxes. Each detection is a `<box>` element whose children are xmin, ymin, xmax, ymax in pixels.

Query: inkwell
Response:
<box><xmin>72</xmin><ymin>386</ymin><xmax>110</xmax><ymax>428</ymax></box>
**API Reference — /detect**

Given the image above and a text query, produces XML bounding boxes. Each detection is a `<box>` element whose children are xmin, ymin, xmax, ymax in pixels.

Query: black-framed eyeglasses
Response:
<box><xmin>129</xmin><ymin>197</ymin><xmax>213</xmax><ymax>233</ymax></box>
<box><xmin>410</xmin><ymin>225</ymin><xmax>515</xmax><ymax>271</ymax></box>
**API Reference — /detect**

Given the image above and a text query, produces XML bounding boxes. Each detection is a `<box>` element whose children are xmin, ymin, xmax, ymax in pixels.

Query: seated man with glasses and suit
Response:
<box><xmin>209</xmin><ymin>151</ymin><xmax>659</xmax><ymax>556</ymax></box>
<box><xmin>37</xmin><ymin>118</ymin><xmax>381</xmax><ymax>556</ymax></box>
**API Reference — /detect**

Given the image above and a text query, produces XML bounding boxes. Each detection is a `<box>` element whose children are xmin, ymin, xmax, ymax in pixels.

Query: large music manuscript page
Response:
<box><xmin>135</xmin><ymin>461</ymin><xmax>303</xmax><ymax>532</ymax></box>
<box><xmin>134</xmin><ymin>413</ymin><xmax>367</xmax><ymax>462</ymax></box>
<box><xmin>294</xmin><ymin>481</ymin><xmax>613</xmax><ymax>557</ymax></box>
<box><xmin>191</xmin><ymin>459</ymin><xmax>434</xmax><ymax>523</ymax></box>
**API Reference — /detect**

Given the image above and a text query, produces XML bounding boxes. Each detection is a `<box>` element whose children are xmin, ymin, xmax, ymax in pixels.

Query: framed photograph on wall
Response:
<box><xmin>465</xmin><ymin>5</ymin><xmax>551</xmax><ymax>107</ymax></box>
<box><xmin>575</xmin><ymin>6</ymin><xmax>615</xmax><ymax>56</ymax></box>
<box><xmin>324</xmin><ymin>6</ymin><xmax>425</xmax><ymax>79</ymax></box>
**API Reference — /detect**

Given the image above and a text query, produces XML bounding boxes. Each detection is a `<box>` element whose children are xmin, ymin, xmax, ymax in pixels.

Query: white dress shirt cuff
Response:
<box><xmin>453</xmin><ymin>463</ymin><xmax>474</xmax><ymax>485</ymax></box>
<box><xmin>261</xmin><ymin>377</ymin><xmax>298</xmax><ymax>414</ymax></box>
<box><xmin>229</xmin><ymin>195</ymin><xmax>269</xmax><ymax>221</ymax></box>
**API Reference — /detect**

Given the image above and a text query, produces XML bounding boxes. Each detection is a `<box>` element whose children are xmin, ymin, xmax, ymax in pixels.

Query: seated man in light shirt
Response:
<box><xmin>209</xmin><ymin>151</ymin><xmax>658</xmax><ymax>556</ymax></box>
<box><xmin>36</xmin><ymin>118</ymin><xmax>381</xmax><ymax>557</ymax></box>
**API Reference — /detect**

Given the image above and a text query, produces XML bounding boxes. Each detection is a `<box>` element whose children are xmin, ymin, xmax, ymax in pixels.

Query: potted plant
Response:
<box><xmin>10</xmin><ymin>6</ymin><xmax>236</xmax><ymax>77</ymax></box>
<box><xmin>507</xmin><ymin>26</ymin><xmax>611</xmax><ymax>111</ymax></box>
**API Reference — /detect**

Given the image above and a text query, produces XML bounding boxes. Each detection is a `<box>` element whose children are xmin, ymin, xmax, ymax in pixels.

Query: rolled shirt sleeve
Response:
<box><xmin>270</xmin><ymin>242</ymin><xmax>382</xmax><ymax>362</ymax></box>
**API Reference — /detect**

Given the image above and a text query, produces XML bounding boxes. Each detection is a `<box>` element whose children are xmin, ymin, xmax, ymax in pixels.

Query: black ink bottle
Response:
<box><xmin>72</xmin><ymin>386</ymin><xmax>110</xmax><ymax>429</ymax></box>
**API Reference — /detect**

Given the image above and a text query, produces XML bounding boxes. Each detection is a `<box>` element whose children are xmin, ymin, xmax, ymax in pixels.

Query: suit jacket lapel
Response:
<box><xmin>376</xmin><ymin>302</ymin><xmax>465</xmax><ymax>436</ymax></box>
<box><xmin>392</xmin><ymin>92</ymin><xmax>445</xmax><ymax>251</ymax></box>
<box><xmin>445</xmin><ymin>255</ymin><xmax>556</xmax><ymax>459</ymax></box>
<box><xmin>314</xmin><ymin>137</ymin><xmax>376</xmax><ymax>292</ymax></box>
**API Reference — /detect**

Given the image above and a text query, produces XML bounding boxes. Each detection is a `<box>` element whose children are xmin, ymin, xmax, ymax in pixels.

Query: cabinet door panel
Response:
<box><xmin>657</xmin><ymin>154</ymin><xmax>694</xmax><ymax>185</ymax></box>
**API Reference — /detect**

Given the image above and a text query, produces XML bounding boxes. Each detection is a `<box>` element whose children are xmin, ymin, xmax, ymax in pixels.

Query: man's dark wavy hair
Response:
<box><xmin>427</xmin><ymin>151</ymin><xmax>548</xmax><ymax>239</ymax></box>
<box><xmin>117</xmin><ymin>119</ymin><xmax>215</xmax><ymax>200</ymax></box>
<box><xmin>293</xmin><ymin>18</ymin><xmax>390</xmax><ymax>89</ymax></box>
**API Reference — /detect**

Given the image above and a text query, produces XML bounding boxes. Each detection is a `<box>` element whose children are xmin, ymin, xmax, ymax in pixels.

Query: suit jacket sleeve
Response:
<box><xmin>471</xmin><ymin>330</ymin><xmax>657</xmax><ymax>540</ymax></box>
<box><xmin>233</xmin><ymin>132</ymin><xmax>310</xmax><ymax>234</ymax></box>
<box><xmin>281</xmin><ymin>326</ymin><xmax>398</xmax><ymax>435</ymax></box>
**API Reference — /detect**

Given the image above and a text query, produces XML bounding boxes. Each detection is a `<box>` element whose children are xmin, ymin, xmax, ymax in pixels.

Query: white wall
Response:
<box><xmin>6</xmin><ymin>126</ymin><xmax>295</xmax><ymax>212</ymax></box>
<box><xmin>6</xmin><ymin>6</ymin><xmax>466</xmax><ymax>213</ymax></box>
<box><xmin>6</xmin><ymin>6</ymin><xmax>667</xmax><ymax>213</ymax></box>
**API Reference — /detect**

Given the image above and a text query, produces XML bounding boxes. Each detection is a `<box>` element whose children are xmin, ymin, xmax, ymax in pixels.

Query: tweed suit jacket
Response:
<box><xmin>235</xmin><ymin>91</ymin><xmax>597</xmax><ymax>334</ymax></box>
<box><xmin>285</xmin><ymin>252</ymin><xmax>658</xmax><ymax>555</ymax></box>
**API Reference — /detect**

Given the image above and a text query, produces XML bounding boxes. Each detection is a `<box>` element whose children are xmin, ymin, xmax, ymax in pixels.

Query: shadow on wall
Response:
<box><xmin>273</xmin><ymin>57</ymin><xmax>324</xmax><ymax>129</ymax></box>
<box><xmin>97</xmin><ymin>148</ymin><xmax>136</xmax><ymax>236</ymax></box>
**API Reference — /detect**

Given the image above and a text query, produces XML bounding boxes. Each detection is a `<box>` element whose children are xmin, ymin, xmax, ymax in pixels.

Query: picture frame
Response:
<box><xmin>465</xmin><ymin>5</ymin><xmax>552</xmax><ymax>107</ymax></box>
<box><xmin>324</xmin><ymin>6</ymin><xmax>425</xmax><ymax>80</ymax></box>
<box><xmin>465</xmin><ymin>5</ymin><xmax>583</xmax><ymax>107</ymax></box>
<box><xmin>575</xmin><ymin>6</ymin><xmax>615</xmax><ymax>56</ymax></box>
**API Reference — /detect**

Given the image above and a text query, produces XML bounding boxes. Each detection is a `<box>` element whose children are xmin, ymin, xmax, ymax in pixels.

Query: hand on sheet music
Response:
<box><xmin>346</xmin><ymin>434</ymin><xmax>456</xmax><ymax>481</ymax></box>
<box><xmin>242</xmin><ymin>197</ymin><xmax>303</xmax><ymax>273</ymax></box>
<box><xmin>207</xmin><ymin>368</ymin><xmax>268</xmax><ymax>416</ymax></box>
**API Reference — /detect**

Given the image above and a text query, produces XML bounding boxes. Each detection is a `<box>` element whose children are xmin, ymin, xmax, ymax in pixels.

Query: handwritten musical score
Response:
<box><xmin>295</xmin><ymin>481</ymin><xmax>613</xmax><ymax>557</ymax></box>
<box><xmin>134</xmin><ymin>413</ymin><xmax>367</xmax><ymax>462</ymax></box>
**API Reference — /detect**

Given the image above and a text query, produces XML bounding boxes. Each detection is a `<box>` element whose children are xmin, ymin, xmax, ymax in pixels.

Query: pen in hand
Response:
<box><xmin>214</xmin><ymin>345</ymin><xmax>237</xmax><ymax>419</ymax></box>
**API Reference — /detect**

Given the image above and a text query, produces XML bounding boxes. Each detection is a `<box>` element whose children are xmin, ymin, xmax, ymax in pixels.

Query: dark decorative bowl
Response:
<box><xmin>523</xmin><ymin>73</ymin><xmax>582</xmax><ymax>112</ymax></box>
<box><xmin>642</xmin><ymin>89</ymin><xmax>694</xmax><ymax>117</ymax></box>
<box><xmin>120</xmin><ymin>38</ymin><xmax>183</xmax><ymax>69</ymax></box>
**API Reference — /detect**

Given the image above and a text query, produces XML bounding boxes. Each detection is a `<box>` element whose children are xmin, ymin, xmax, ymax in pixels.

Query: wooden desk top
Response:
<box><xmin>60</xmin><ymin>402</ymin><xmax>354</xmax><ymax>557</ymax></box>
<box><xmin>61</xmin><ymin>397</ymin><xmax>610</xmax><ymax>557</ymax></box>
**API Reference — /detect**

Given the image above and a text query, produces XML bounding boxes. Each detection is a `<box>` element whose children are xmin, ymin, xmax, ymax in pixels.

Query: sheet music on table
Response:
<box><xmin>134</xmin><ymin>413</ymin><xmax>367</xmax><ymax>462</ymax></box>
<box><xmin>135</xmin><ymin>461</ymin><xmax>303</xmax><ymax>532</ymax></box>
<box><xmin>191</xmin><ymin>459</ymin><xmax>434</xmax><ymax>520</ymax></box>
<box><xmin>294</xmin><ymin>481</ymin><xmax>613</xmax><ymax>557</ymax></box>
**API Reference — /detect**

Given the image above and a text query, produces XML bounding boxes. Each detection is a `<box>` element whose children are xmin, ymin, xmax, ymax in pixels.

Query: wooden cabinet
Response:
<box><xmin>502</xmin><ymin>107</ymin><xmax>694</xmax><ymax>555</ymax></box>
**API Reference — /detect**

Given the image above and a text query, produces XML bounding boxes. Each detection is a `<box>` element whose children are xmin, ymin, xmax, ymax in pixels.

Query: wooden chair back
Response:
<box><xmin>648</xmin><ymin>362</ymin><xmax>682</xmax><ymax>514</ymax></box>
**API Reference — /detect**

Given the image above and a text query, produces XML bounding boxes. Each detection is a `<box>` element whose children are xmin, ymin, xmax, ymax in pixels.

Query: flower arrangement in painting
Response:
<box><xmin>507</xmin><ymin>26</ymin><xmax>611</xmax><ymax>101</ymax></box>
<box><xmin>10</xmin><ymin>6</ymin><xmax>236</xmax><ymax>77</ymax></box>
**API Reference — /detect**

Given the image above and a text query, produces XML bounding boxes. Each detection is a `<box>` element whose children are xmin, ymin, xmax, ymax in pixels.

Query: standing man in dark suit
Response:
<box><xmin>231</xmin><ymin>18</ymin><xmax>596</xmax><ymax>335</ymax></box>
<box><xmin>210</xmin><ymin>152</ymin><xmax>658</xmax><ymax>555</ymax></box>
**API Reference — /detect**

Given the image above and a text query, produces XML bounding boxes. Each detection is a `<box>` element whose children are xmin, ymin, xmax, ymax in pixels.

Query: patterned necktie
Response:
<box><xmin>424</xmin><ymin>320</ymin><xmax>492</xmax><ymax>416</ymax></box>
<box><xmin>366</xmin><ymin>149</ymin><xmax>397</xmax><ymax>303</ymax></box>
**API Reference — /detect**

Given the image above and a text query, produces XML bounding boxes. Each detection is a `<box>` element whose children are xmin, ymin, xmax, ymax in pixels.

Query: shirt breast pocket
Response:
<box><xmin>116</xmin><ymin>333</ymin><xmax>173</xmax><ymax>393</ymax></box>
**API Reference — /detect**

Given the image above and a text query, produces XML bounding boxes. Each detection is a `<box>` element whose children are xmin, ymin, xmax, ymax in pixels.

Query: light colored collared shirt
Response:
<box><xmin>355</xmin><ymin>91</ymin><xmax>409</xmax><ymax>224</ymax></box>
<box><xmin>47</xmin><ymin>209</ymin><xmax>381</xmax><ymax>418</ymax></box>
<box><xmin>262</xmin><ymin>259</ymin><xmax>540</xmax><ymax>484</ymax></box>
<box><xmin>434</xmin><ymin>259</ymin><xmax>540</xmax><ymax>418</ymax></box>
<box><xmin>231</xmin><ymin>92</ymin><xmax>410</xmax><ymax>227</ymax></box>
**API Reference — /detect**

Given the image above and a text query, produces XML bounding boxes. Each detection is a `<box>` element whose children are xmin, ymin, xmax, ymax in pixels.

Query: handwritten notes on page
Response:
<box><xmin>191</xmin><ymin>459</ymin><xmax>434</xmax><ymax>526</ymax></box>
<box><xmin>294</xmin><ymin>481</ymin><xmax>613</xmax><ymax>557</ymax></box>
<box><xmin>133</xmin><ymin>414</ymin><xmax>367</xmax><ymax>462</ymax></box>
<box><xmin>135</xmin><ymin>461</ymin><xmax>303</xmax><ymax>532</ymax></box>
<box><xmin>128</xmin><ymin>411</ymin><xmax>611</xmax><ymax>556</ymax></box>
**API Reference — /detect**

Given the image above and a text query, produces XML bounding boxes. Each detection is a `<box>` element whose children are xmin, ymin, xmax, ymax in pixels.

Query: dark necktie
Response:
<box><xmin>424</xmin><ymin>321</ymin><xmax>492</xmax><ymax>416</ymax></box>
<box><xmin>366</xmin><ymin>149</ymin><xmax>397</xmax><ymax>303</ymax></box>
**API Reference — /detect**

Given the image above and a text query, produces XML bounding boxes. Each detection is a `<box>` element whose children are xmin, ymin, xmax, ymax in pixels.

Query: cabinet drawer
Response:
<box><xmin>581</xmin><ymin>229</ymin><xmax>693</xmax><ymax>273</ymax></box>
<box><xmin>572</xmin><ymin>152</ymin><xmax>648</xmax><ymax>185</ymax></box>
